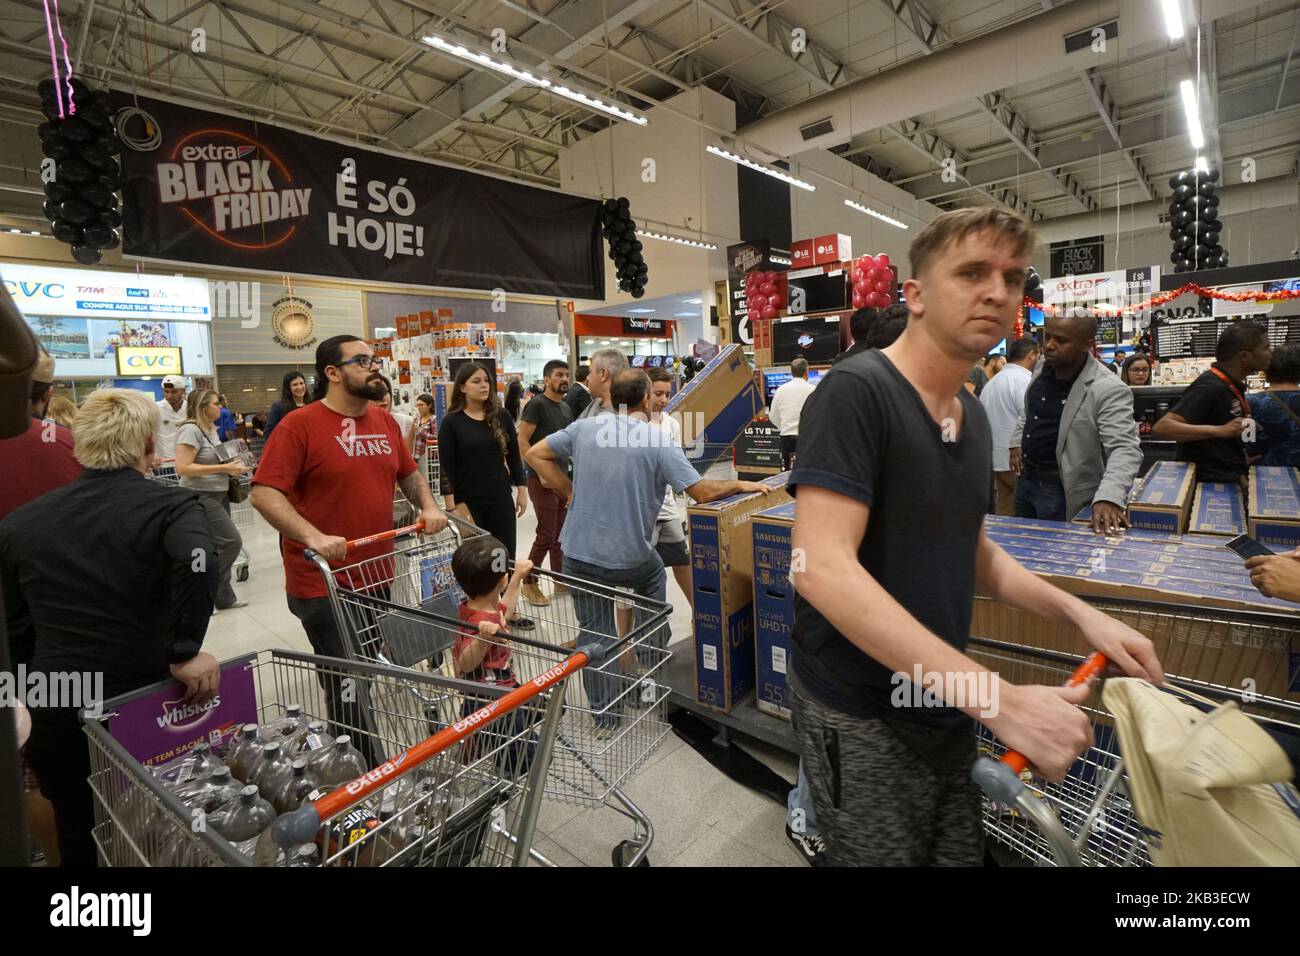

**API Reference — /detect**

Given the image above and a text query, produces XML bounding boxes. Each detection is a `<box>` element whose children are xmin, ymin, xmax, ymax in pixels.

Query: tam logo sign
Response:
<box><xmin>117</xmin><ymin>346</ymin><xmax>183</xmax><ymax>376</ymax></box>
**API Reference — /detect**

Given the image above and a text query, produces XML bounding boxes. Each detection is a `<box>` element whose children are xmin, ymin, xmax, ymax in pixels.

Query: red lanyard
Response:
<box><xmin>1209</xmin><ymin>366</ymin><xmax>1247</xmax><ymax>414</ymax></box>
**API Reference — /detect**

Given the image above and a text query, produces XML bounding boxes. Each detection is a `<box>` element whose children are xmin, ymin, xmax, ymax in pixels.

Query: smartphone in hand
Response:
<box><xmin>1225</xmin><ymin>533</ymin><xmax>1274</xmax><ymax>561</ymax></box>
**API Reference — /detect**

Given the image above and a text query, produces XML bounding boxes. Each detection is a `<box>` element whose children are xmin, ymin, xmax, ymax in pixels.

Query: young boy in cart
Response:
<box><xmin>450</xmin><ymin>536</ymin><xmax>537</xmax><ymax>774</ymax></box>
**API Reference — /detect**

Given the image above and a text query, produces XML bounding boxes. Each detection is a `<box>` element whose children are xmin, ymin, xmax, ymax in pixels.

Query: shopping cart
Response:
<box><xmin>83</xmin><ymin>648</ymin><xmax>568</xmax><ymax>867</ymax></box>
<box><xmin>969</xmin><ymin>596</ymin><xmax>1300</xmax><ymax>866</ymax></box>
<box><xmin>307</xmin><ymin>515</ymin><xmax>674</xmax><ymax>866</ymax></box>
<box><xmin>150</xmin><ymin>449</ymin><xmax>255</xmax><ymax>581</ymax></box>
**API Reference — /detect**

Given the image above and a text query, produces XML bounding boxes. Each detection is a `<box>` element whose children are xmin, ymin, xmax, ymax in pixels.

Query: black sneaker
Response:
<box><xmin>786</xmin><ymin>824</ymin><xmax>827</xmax><ymax>866</ymax></box>
<box><xmin>508</xmin><ymin>616</ymin><xmax>535</xmax><ymax>631</ymax></box>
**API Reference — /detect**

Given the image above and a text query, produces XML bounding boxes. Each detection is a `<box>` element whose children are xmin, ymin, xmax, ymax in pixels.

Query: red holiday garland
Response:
<box><xmin>1021</xmin><ymin>281</ymin><xmax>1300</xmax><ymax>319</ymax></box>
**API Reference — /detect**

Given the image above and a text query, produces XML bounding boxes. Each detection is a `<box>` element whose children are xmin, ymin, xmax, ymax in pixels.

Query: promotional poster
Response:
<box><xmin>113</xmin><ymin>93</ymin><xmax>606</xmax><ymax>298</ymax></box>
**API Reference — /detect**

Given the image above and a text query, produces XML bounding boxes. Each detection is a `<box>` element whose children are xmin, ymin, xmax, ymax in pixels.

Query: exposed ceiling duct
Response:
<box><xmin>737</xmin><ymin>0</ymin><xmax>1247</xmax><ymax>159</ymax></box>
<box><xmin>1032</xmin><ymin>173</ymin><xmax>1299</xmax><ymax>246</ymax></box>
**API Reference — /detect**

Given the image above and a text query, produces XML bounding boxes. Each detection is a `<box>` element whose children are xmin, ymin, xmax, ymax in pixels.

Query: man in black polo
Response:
<box><xmin>1154</xmin><ymin>322</ymin><xmax>1272</xmax><ymax>486</ymax></box>
<box><xmin>833</xmin><ymin>303</ymin><xmax>909</xmax><ymax>365</ymax></box>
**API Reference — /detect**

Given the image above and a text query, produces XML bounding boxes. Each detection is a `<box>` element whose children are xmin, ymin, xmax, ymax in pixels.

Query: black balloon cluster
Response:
<box><xmin>1167</xmin><ymin>167</ymin><xmax>1227</xmax><ymax>273</ymax></box>
<box><xmin>681</xmin><ymin>356</ymin><xmax>706</xmax><ymax>383</ymax></box>
<box><xmin>36</xmin><ymin>78</ymin><xmax>123</xmax><ymax>266</ymax></box>
<box><xmin>1023</xmin><ymin>265</ymin><xmax>1043</xmax><ymax>302</ymax></box>
<box><xmin>601</xmin><ymin>197</ymin><xmax>648</xmax><ymax>299</ymax></box>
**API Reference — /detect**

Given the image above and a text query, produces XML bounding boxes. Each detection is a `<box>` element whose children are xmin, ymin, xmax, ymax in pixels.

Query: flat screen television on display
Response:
<box><xmin>630</xmin><ymin>355</ymin><xmax>647</xmax><ymax>368</ymax></box>
<box><xmin>448</xmin><ymin>356</ymin><xmax>497</xmax><ymax>385</ymax></box>
<box><xmin>647</xmin><ymin>355</ymin><xmax>663</xmax><ymax>368</ymax></box>
<box><xmin>772</xmin><ymin>318</ymin><xmax>841</xmax><ymax>365</ymax></box>
<box><xmin>762</xmin><ymin>366</ymin><xmax>828</xmax><ymax>406</ymax></box>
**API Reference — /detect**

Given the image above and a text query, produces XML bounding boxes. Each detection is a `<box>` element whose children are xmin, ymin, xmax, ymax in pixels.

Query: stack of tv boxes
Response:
<box><xmin>691</xmin><ymin>464</ymin><xmax>1300</xmax><ymax>720</ymax></box>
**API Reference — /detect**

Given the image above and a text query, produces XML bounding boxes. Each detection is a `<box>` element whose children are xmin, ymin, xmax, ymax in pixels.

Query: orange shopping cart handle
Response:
<box><xmin>344</xmin><ymin>520</ymin><xmax>426</xmax><ymax>552</ymax></box>
<box><xmin>999</xmin><ymin>651</ymin><xmax>1108</xmax><ymax>776</ymax></box>
<box><xmin>271</xmin><ymin>650</ymin><xmax>591</xmax><ymax>849</ymax></box>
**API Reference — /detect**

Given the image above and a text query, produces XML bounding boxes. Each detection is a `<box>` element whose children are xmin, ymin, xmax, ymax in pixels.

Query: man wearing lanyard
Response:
<box><xmin>1153</xmin><ymin>322</ymin><xmax>1272</xmax><ymax>487</ymax></box>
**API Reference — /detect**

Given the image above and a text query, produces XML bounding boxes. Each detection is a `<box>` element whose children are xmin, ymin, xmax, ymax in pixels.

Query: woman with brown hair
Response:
<box><xmin>437</xmin><ymin>362</ymin><xmax>532</xmax><ymax>628</ymax></box>
<box><xmin>1120</xmin><ymin>353</ymin><xmax>1152</xmax><ymax>386</ymax></box>
<box><xmin>176</xmin><ymin>388</ymin><xmax>248</xmax><ymax>610</ymax></box>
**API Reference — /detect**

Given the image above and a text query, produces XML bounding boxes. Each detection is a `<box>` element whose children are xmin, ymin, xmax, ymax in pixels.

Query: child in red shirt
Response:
<box><xmin>450</xmin><ymin>536</ymin><xmax>536</xmax><ymax>775</ymax></box>
<box><xmin>451</xmin><ymin>536</ymin><xmax>533</xmax><ymax>687</ymax></box>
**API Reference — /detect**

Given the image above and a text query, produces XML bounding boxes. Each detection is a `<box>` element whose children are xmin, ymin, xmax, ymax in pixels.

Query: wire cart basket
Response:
<box><xmin>84</xmin><ymin>648</ymin><xmax>569</xmax><ymax>867</ymax></box>
<box><xmin>969</xmin><ymin>595</ymin><xmax>1300</xmax><ymax>866</ymax></box>
<box><xmin>308</xmin><ymin>515</ymin><xmax>674</xmax><ymax>866</ymax></box>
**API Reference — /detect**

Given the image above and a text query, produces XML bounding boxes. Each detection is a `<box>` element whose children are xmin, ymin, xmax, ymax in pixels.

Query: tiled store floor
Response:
<box><xmin>205</xmin><ymin>506</ymin><xmax>803</xmax><ymax>867</ymax></box>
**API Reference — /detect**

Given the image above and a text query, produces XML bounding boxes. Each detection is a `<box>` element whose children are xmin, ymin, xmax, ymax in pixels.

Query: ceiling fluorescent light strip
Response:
<box><xmin>706</xmin><ymin>145</ymin><xmax>815</xmax><ymax>191</ymax></box>
<box><xmin>551</xmin><ymin>86</ymin><xmax>647</xmax><ymax>125</ymax></box>
<box><xmin>1179</xmin><ymin>78</ymin><xmax>1205</xmax><ymax>150</ymax></box>
<box><xmin>638</xmin><ymin>229</ymin><xmax>718</xmax><ymax>250</ymax></box>
<box><xmin>1160</xmin><ymin>0</ymin><xmax>1184</xmax><ymax>40</ymax></box>
<box><xmin>424</xmin><ymin>35</ymin><xmax>647</xmax><ymax>126</ymax></box>
<box><xmin>844</xmin><ymin>198</ymin><xmax>908</xmax><ymax>230</ymax></box>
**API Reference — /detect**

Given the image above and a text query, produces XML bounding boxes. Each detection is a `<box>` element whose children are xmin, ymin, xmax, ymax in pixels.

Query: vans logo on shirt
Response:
<box><xmin>335</xmin><ymin>433</ymin><xmax>393</xmax><ymax>457</ymax></box>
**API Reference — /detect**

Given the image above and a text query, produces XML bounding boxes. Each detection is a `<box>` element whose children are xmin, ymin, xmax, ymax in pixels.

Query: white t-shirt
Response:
<box><xmin>653</xmin><ymin>413</ymin><xmax>687</xmax><ymax>524</ymax></box>
<box><xmin>155</xmin><ymin>398</ymin><xmax>187</xmax><ymax>460</ymax></box>
<box><xmin>390</xmin><ymin>410</ymin><xmax>416</xmax><ymax>450</ymax></box>
<box><xmin>979</xmin><ymin>362</ymin><xmax>1033</xmax><ymax>472</ymax></box>
<box><xmin>767</xmin><ymin>376</ymin><xmax>817</xmax><ymax>437</ymax></box>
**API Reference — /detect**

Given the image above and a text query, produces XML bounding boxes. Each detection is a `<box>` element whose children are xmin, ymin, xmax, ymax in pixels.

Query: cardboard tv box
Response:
<box><xmin>1127</xmin><ymin>461</ymin><xmax>1195</xmax><ymax>533</ymax></box>
<box><xmin>666</xmin><ymin>344</ymin><xmax>764</xmax><ymax>475</ymax></box>
<box><xmin>1188</xmin><ymin>482</ymin><xmax>1246</xmax><ymax>536</ymax></box>
<box><xmin>969</xmin><ymin>594</ymin><xmax>1298</xmax><ymax>707</ymax></box>
<box><xmin>689</xmin><ymin>473</ymin><xmax>791</xmax><ymax>714</ymax></box>
<box><xmin>1248</xmin><ymin>466</ymin><xmax>1300</xmax><ymax>549</ymax></box>
<box><xmin>751</xmin><ymin>500</ymin><xmax>797</xmax><ymax>720</ymax></box>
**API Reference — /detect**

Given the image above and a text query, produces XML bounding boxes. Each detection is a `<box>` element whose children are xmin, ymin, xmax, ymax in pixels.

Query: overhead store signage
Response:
<box><xmin>1045</xmin><ymin>266</ymin><xmax>1157</xmax><ymax>308</ymax></box>
<box><xmin>113</xmin><ymin>93</ymin><xmax>605</xmax><ymax>299</ymax></box>
<box><xmin>2</xmin><ymin>262</ymin><xmax>211</xmax><ymax>320</ymax></box>
<box><xmin>1049</xmin><ymin>235</ymin><xmax>1104</xmax><ymax>277</ymax></box>
<box><xmin>116</xmin><ymin>345</ymin><xmax>183</xmax><ymax>376</ymax></box>
<box><xmin>622</xmin><ymin>316</ymin><xmax>666</xmax><ymax>335</ymax></box>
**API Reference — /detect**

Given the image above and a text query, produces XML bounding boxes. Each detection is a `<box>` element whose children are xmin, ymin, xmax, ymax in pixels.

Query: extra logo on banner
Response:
<box><xmin>114</xmin><ymin>93</ymin><xmax>605</xmax><ymax>298</ymax></box>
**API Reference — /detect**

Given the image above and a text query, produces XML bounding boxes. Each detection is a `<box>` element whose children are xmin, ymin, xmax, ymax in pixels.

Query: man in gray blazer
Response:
<box><xmin>1009</xmin><ymin>310</ymin><xmax>1141</xmax><ymax>533</ymax></box>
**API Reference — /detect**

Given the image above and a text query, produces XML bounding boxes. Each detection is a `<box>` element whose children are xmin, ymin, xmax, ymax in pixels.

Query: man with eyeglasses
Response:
<box><xmin>252</xmin><ymin>335</ymin><xmax>448</xmax><ymax>757</ymax></box>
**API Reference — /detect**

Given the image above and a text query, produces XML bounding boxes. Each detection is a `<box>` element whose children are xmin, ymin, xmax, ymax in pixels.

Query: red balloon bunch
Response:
<box><xmin>743</xmin><ymin>270</ymin><xmax>786</xmax><ymax>322</ymax></box>
<box><xmin>850</xmin><ymin>253</ymin><xmax>895</xmax><ymax>310</ymax></box>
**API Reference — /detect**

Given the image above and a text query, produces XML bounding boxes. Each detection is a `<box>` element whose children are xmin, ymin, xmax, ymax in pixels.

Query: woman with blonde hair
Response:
<box><xmin>175</xmin><ymin>388</ymin><xmax>248</xmax><ymax>610</ymax></box>
<box><xmin>43</xmin><ymin>393</ymin><xmax>77</xmax><ymax>428</ymax></box>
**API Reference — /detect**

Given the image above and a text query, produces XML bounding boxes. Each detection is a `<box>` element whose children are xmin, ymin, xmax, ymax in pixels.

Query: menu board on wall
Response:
<box><xmin>1152</xmin><ymin>314</ymin><xmax>1276</xmax><ymax>359</ymax></box>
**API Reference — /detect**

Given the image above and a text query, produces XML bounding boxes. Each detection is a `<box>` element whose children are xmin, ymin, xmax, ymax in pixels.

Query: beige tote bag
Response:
<box><xmin>1103</xmin><ymin>678</ymin><xmax>1300</xmax><ymax>866</ymax></box>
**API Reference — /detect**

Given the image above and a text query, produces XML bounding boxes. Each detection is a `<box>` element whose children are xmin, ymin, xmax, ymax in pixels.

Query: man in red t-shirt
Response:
<box><xmin>252</xmin><ymin>335</ymin><xmax>447</xmax><ymax>756</ymax></box>
<box><xmin>0</xmin><ymin>352</ymin><xmax>81</xmax><ymax>526</ymax></box>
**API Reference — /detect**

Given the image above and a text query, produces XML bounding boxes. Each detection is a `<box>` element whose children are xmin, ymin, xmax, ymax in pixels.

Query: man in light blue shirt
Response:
<box><xmin>527</xmin><ymin>369</ymin><xmax>772</xmax><ymax>735</ymax></box>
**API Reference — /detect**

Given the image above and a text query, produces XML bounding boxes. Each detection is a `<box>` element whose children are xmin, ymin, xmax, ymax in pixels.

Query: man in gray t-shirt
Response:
<box><xmin>527</xmin><ymin>369</ymin><xmax>772</xmax><ymax>733</ymax></box>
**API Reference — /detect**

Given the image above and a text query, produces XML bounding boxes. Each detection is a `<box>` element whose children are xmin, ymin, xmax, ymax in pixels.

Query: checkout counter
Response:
<box><xmin>1132</xmin><ymin>384</ymin><xmax>1185</xmax><ymax>475</ymax></box>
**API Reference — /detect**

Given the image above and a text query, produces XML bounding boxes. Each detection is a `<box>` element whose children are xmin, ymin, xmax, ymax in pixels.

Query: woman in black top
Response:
<box><xmin>263</xmin><ymin>370</ymin><xmax>310</xmax><ymax>439</ymax></box>
<box><xmin>504</xmin><ymin>380</ymin><xmax>524</xmax><ymax>422</ymax></box>
<box><xmin>438</xmin><ymin>362</ymin><xmax>531</xmax><ymax>627</ymax></box>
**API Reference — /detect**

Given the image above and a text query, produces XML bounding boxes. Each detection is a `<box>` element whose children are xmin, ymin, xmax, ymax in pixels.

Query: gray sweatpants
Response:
<box><xmin>195</xmin><ymin>490</ymin><xmax>242</xmax><ymax>609</ymax></box>
<box><xmin>791</xmin><ymin>688</ymin><xmax>984</xmax><ymax>866</ymax></box>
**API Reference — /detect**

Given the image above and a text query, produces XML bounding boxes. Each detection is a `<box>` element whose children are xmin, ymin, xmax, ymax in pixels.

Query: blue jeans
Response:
<box><xmin>1013</xmin><ymin>468</ymin><xmax>1068</xmax><ymax>521</ymax></box>
<box><xmin>564</xmin><ymin>554</ymin><xmax>669</xmax><ymax>723</ymax></box>
<box><xmin>786</xmin><ymin>760</ymin><xmax>819</xmax><ymax>837</ymax></box>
